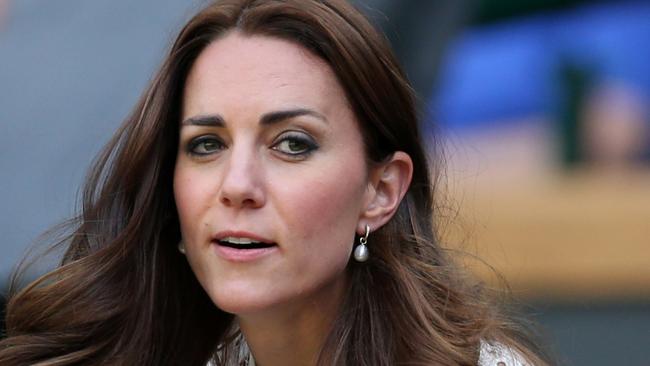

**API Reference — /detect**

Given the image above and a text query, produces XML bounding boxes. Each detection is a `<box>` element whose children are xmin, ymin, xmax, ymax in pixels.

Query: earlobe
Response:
<box><xmin>358</xmin><ymin>151</ymin><xmax>413</xmax><ymax>233</ymax></box>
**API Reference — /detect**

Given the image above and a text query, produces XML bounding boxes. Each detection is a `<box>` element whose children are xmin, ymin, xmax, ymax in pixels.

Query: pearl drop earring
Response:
<box><xmin>353</xmin><ymin>224</ymin><xmax>370</xmax><ymax>262</ymax></box>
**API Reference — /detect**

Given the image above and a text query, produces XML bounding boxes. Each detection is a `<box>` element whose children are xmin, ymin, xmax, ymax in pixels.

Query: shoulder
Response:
<box><xmin>478</xmin><ymin>340</ymin><xmax>532</xmax><ymax>366</ymax></box>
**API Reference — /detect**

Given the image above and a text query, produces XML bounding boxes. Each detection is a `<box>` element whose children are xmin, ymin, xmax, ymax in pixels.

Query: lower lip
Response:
<box><xmin>213</xmin><ymin>242</ymin><xmax>278</xmax><ymax>262</ymax></box>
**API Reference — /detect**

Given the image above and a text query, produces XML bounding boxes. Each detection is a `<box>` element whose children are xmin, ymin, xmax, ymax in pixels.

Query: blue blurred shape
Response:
<box><xmin>431</xmin><ymin>1</ymin><xmax>650</xmax><ymax>132</ymax></box>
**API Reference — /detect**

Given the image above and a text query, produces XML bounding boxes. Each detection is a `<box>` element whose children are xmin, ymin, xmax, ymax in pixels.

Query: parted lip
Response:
<box><xmin>212</xmin><ymin>230</ymin><xmax>275</xmax><ymax>244</ymax></box>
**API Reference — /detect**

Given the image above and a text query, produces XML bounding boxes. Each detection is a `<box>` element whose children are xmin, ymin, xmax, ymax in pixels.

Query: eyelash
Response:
<box><xmin>186</xmin><ymin>135</ymin><xmax>225</xmax><ymax>156</ymax></box>
<box><xmin>271</xmin><ymin>132</ymin><xmax>319</xmax><ymax>158</ymax></box>
<box><xmin>184</xmin><ymin>132</ymin><xmax>319</xmax><ymax>159</ymax></box>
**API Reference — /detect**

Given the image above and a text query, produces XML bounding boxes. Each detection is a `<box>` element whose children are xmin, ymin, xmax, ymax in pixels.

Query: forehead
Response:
<box><xmin>183</xmin><ymin>32</ymin><xmax>349</xmax><ymax>116</ymax></box>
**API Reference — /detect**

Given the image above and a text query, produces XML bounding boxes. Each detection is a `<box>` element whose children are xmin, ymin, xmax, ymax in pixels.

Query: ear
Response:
<box><xmin>358</xmin><ymin>151</ymin><xmax>413</xmax><ymax>234</ymax></box>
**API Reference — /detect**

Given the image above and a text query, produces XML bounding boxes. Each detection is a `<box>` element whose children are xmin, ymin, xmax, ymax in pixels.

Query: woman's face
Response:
<box><xmin>174</xmin><ymin>32</ymin><xmax>374</xmax><ymax>316</ymax></box>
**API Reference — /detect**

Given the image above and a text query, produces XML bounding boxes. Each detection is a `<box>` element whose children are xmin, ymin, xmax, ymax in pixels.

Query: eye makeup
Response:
<box><xmin>186</xmin><ymin>135</ymin><xmax>226</xmax><ymax>156</ymax></box>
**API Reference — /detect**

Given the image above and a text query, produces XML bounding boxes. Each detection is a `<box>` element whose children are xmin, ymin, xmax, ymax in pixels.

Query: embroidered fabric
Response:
<box><xmin>210</xmin><ymin>340</ymin><xmax>530</xmax><ymax>365</ymax></box>
<box><xmin>478</xmin><ymin>340</ymin><xmax>530</xmax><ymax>366</ymax></box>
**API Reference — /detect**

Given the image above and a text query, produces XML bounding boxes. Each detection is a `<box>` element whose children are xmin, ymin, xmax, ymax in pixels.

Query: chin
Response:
<box><xmin>214</xmin><ymin>299</ymin><xmax>267</xmax><ymax>316</ymax></box>
<box><xmin>209</xmin><ymin>287</ymin><xmax>287</xmax><ymax>316</ymax></box>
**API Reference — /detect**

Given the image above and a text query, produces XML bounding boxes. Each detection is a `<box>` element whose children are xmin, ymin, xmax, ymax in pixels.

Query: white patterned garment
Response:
<box><xmin>211</xmin><ymin>340</ymin><xmax>530</xmax><ymax>365</ymax></box>
<box><xmin>478</xmin><ymin>340</ymin><xmax>530</xmax><ymax>366</ymax></box>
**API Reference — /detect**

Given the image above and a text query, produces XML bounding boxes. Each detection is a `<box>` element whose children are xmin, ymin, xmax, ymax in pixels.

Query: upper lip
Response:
<box><xmin>212</xmin><ymin>231</ymin><xmax>275</xmax><ymax>244</ymax></box>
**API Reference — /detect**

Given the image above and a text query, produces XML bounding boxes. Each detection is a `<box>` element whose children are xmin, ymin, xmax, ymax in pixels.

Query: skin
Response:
<box><xmin>174</xmin><ymin>32</ymin><xmax>412</xmax><ymax>366</ymax></box>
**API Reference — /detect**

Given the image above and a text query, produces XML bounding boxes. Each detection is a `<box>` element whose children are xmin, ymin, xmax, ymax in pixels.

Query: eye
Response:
<box><xmin>271</xmin><ymin>132</ymin><xmax>318</xmax><ymax>157</ymax></box>
<box><xmin>186</xmin><ymin>135</ymin><xmax>225</xmax><ymax>156</ymax></box>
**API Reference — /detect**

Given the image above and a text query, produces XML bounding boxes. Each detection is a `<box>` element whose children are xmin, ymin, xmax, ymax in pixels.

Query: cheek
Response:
<box><xmin>173</xmin><ymin>168</ymin><xmax>213</xmax><ymax>239</ymax></box>
<box><xmin>275</xmin><ymin>160</ymin><xmax>367</xmax><ymax>262</ymax></box>
<box><xmin>290</xmin><ymin>177</ymin><xmax>363</xmax><ymax>289</ymax></box>
<box><xmin>298</xmin><ymin>181</ymin><xmax>359</xmax><ymax>233</ymax></box>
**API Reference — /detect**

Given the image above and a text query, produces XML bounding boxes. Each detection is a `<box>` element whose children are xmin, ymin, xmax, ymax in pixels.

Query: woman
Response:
<box><xmin>0</xmin><ymin>0</ymin><xmax>551</xmax><ymax>365</ymax></box>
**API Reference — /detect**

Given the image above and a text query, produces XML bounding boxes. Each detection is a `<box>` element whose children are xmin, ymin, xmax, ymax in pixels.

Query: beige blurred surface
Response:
<box><xmin>443</xmin><ymin>123</ymin><xmax>650</xmax><ymax>302</ymax></box>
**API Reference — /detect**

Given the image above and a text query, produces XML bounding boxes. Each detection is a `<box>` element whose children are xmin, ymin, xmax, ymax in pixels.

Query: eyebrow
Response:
<box><xmin>260</xmin><ymin>108</ymin><xmax>327</xmax><ymax>125</ymax></box>
<box><xmin>181</xmin><ymin>115</ymin><xmax>225</xmax><ymax>127</ymax></box>
<box><xmin>181</xmin><ymin>108</ymin><xmax>327</xmax><ymax>127</ymax></box>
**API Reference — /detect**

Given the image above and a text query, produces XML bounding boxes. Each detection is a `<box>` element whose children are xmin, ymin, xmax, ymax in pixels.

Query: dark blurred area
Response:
<box><xmin>1</xmin><ymin>0</ymin><xmax>649</xmax><ymax>364</ymax></box>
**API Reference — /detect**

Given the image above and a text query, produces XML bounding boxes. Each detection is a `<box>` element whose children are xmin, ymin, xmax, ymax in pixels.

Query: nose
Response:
<box><xmin>218</xmin><ymin>145</ymin><xmax>265</xmax><ymax>209</ymax></box>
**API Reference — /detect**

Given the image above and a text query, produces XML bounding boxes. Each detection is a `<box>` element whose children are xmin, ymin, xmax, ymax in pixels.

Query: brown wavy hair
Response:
<box><xmin>0</xmin><ymin>0</ymin><xmax>552</xmax><ymax>365</ymax></box>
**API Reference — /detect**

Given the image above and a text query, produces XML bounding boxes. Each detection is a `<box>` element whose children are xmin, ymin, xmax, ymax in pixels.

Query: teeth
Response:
<box><xmin>221</xmin><ymin>237</ymin><xmax>261</xmax><ymax>245</ymax></box>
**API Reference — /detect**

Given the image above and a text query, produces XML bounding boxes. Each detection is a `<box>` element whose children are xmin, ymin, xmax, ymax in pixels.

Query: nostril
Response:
<box><xmin>220</xmin><ymin>194</ymin><xmax>259</xmax><ymax>208</ymax></box>
<box><xmin>218</xmin><ymin>171</ymin><xmax>265</xmax><ymax>208</ymax></box>
<box><xmin>242</xmin><ymin>198</ymin><xmax>256</xmax><ymax>206</ymax></box>
<box><xmin>220</xmin><ymin>196</ymin><xmax>232</xmax><ymax>206</ymax></box>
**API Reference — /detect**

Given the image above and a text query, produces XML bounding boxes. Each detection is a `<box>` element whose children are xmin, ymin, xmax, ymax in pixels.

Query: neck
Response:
<box><xmin>237</xmin><ymin>277</ymin><xmax>347</xmax><ymax>366</ymax></box>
